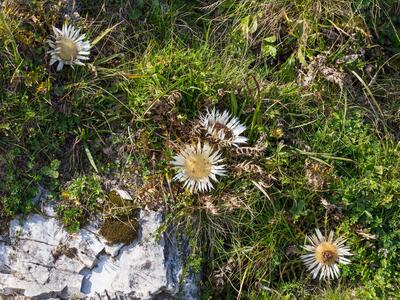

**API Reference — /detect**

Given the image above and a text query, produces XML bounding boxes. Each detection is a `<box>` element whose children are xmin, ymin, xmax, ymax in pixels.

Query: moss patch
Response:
<box><xmin>99</xmin><ymin>217</ymin><xmax>138</xmax><ymax>244</ymax></box>
<box><xmin>99</xmin><ymin>191</ymin><xmax>139</xmax><ymax>244</ymax></box>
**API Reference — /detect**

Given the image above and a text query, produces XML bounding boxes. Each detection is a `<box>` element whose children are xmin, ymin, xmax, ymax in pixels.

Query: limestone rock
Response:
<box><xmin>0</xmin><ymin>210</ymin><xmax>199</xmax><ymax>299</ymax></box>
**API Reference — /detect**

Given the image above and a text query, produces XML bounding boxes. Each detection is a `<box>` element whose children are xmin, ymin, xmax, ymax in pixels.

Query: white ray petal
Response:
<box><xmin>49</xmin><ymin>57</ymin><xmax>57</xmax><ymax>66</ymax></box>
<box><xmin>56</xmin><ymin>60</ymin><xmax>64</xmax><ymax>71</ymax></box>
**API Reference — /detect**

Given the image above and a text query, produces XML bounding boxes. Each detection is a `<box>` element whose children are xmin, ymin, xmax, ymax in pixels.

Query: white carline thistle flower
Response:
<box><xmin>47</xmin><ymin>23</ymin><xmax>91</xmax><ymax>71</ymax></box>
<box><xmin>301</xmin><ymin>229</ymin><xmax>352</xmax><ymax>280</ymax></box>
<box><xmin>200</xmin><ymin>108</ymin><xmax>247</xmax><ymax>147</ymax></box>
<box><xmin>171</xmin><ymin>142</ymin><xmax>226</xmax><ymax>193</ymax></box>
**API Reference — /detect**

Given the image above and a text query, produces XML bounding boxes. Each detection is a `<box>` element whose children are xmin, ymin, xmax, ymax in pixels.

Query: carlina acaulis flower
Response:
<box><xmin>301</xmin><ymin>229</ymin><xmax>352</xmax><ymax>280</ymax></box>
<box><xmin>171</xmin><ymin>142</ymin><xmax>226</xmax><ymax>193</ymax></box>
<box><xmin>200</xmin><ymin>108</ymin><xmax>247</xmax><ymax>147</ymax></box>
<box><xmin>47</xmin><ymin>23</ymin><xmax>91</xmax><ymax>71</ymax></box>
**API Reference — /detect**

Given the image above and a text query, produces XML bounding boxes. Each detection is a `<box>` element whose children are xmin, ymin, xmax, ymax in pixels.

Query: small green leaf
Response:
<box><xmin>240</xmin><ymin>16</ymin><xmax>251</xmax><ymax>36</ymax></box>
<box><xmin>249</xmin><ymin>16</ymin><xmax>258</xmax><ymax>34</ymax></box>
<box><xmin>240</xmin><ymin>15</ymin><xmax>258</xmax><ymax>38</ymax></box>
<box><xmin>50</xmin><ymin>159</ymin><xmax>60</xmax><ymax>169</ymax></box>
<box><xmin>40</xmin><ymin>160</ymin><xmax>60</xmax><ymax>179</ymax></box>
<box><xmin>297</xmin><ymin>47</ymin><xmax>306</xmax><ymax>65</ymax></box>
<box><xmin>0</xmin><ymin>123</ymin><xmax>10</xmax><ymax>130</ymax></box>
<box><xmin>264</xmin><ymin>35</ymin><xmax>277</xmax><ymax>43</ymax></box>
<box><xmin>262</xmin><ymin>36</ymin><xmax>277</xmax><ymax>58</ymax></box>
<box><xmin>84</xmin><ymin>143</ymin><xmax>99</xmax><ymax>173</ymax></box>
<box><xmin>261</xmin><ymin>44</ymin><xmax>277</xmax><ymax>58</ymax></box>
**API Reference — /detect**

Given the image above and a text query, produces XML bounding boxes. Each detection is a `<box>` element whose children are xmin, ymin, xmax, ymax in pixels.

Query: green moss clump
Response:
<box><xmin>99</xmin><ymin>191</ymin><xmax>138</xmax><ymax>244</ymax></box>
<box><xmin>99</xmin><ymin>217</ymin><xmax>138</xmax><ymax>244</ymax></box>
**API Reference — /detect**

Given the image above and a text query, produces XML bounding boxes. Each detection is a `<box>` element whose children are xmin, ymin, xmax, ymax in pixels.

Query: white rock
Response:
<box><xmin>81</xmin><ymin>211</ymin><xmax>180</xmax><ymax>299</ymax></box>
<box><xmin>0</xmin><ymin>208</ymin><xmax>199</xmax><ymax>299</ymax></box>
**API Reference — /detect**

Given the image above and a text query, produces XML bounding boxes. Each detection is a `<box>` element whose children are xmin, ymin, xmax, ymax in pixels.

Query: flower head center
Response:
<box><xmin>315</xmin><ymin>242</ymin><xmax>338</xmax><ymax>265</ymax></box>
<box><xmin>184</xmin><ymin>153</ymin><xmax>212</xmax><ymax>180</ymax></box>
<box><xmin>57</xmin><ymin>37</ymin><xmax>78</xmax><ymax>61</ymax></box>
<box><xmin>212</xmin><ymin>122</ymin><xmax>233</xmax><ymax>139</ymax></box>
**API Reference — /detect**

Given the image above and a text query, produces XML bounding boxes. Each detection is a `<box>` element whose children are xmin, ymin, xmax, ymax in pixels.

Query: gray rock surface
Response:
<box><xmin>0</xmin><ymin>209</ymin><xmax>199</xmax><ymax>299</ymax></box>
